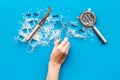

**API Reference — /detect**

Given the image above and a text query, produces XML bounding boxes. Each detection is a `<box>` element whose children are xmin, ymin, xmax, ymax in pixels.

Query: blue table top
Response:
<box><xmin>0</xmin><ymin>0</ymin><xmax>120</xmax><ymax>80</ymax></box>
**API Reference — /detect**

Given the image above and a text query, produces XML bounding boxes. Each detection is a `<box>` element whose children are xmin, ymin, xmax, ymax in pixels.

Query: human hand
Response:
<box><xmin>46</xmin><ymin>37</ymin><xmax>70</xmax><ymax>80</ymax></box>
<box><xmin>49</xmin><ymin>37</ymin><xmax>70</xmax><ymax>67</ymax></box>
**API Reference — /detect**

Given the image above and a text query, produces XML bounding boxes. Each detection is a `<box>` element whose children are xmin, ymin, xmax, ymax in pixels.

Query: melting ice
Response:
<box><xmin>15</xmin><ymin>8</ymin><xmax>94</xmax><ymax>52</ymax></box>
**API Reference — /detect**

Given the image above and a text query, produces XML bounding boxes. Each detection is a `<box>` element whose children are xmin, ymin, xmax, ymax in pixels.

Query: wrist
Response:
<box><xmin>48</xmin><ymin>61</ymin><xmax>61</xmax><ymax>70</ymax></box>
<box><xmin>46</xmin><ymin>62</ymin><xmax>61</xmax><ymax>80</ymax></box>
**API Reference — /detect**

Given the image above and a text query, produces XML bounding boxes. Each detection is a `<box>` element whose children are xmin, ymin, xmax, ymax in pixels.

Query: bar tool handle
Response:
<box><xmin>92</xmin><ymin>26</ymin><xmax>107</xmax><ymax>44</ymax></box>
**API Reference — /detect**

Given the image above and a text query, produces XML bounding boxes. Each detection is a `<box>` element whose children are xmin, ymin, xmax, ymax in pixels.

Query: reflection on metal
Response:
<box><xmin>25</xmin><ymin>7</ymin><xmax>52</xmax><ymax>42</ymax></box>
<box><xmin>78</xmin><ymin>8</ymin><xmax>107</xmax><ymax>44</ymax></box>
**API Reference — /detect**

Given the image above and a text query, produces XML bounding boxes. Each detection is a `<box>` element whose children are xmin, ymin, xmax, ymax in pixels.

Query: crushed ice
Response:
<box><xmin>15</xmin><ymin>8</ymin><xmax>94</xmax><ymax>52</ymax></box>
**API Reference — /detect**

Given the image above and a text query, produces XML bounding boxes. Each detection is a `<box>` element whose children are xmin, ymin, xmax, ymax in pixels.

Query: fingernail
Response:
<box><xmin>65</xmin><ymin>37</ymin><xmax>68</xmax><ymax>40</ymax></box>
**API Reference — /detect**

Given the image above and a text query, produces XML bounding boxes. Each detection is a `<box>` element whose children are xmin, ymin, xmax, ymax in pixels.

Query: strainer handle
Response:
<box><xmin>92</xmin><ymin>26</ymin><xmax>107</xmax><ymax>44</ymax></box>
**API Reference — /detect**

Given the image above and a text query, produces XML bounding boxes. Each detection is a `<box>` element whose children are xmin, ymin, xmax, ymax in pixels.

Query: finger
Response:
<box><xmin>59</xmin><ymin>37</ymin><xmax>68</xmax><ymax>47</ymax></box>
<box><xmin>54</xmin><ymin>38</ymin><xmax>60</xmax><ymax>47</ymax></box>
<box><xmin>64</xmin><ymin>42</ymin><xmax>70</xmax><ymax>55</ymax></box>
<box><xmin>57</xmin><ymin>42</ymin><xmax>70</xmax><ymax>64</ymax></box>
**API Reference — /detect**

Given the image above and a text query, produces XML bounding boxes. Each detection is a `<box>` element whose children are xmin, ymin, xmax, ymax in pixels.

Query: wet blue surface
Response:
<box><xmin>0</xmin><ymin>0</ymin><xmax>120</xmax><ymax>80</ymax></box>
